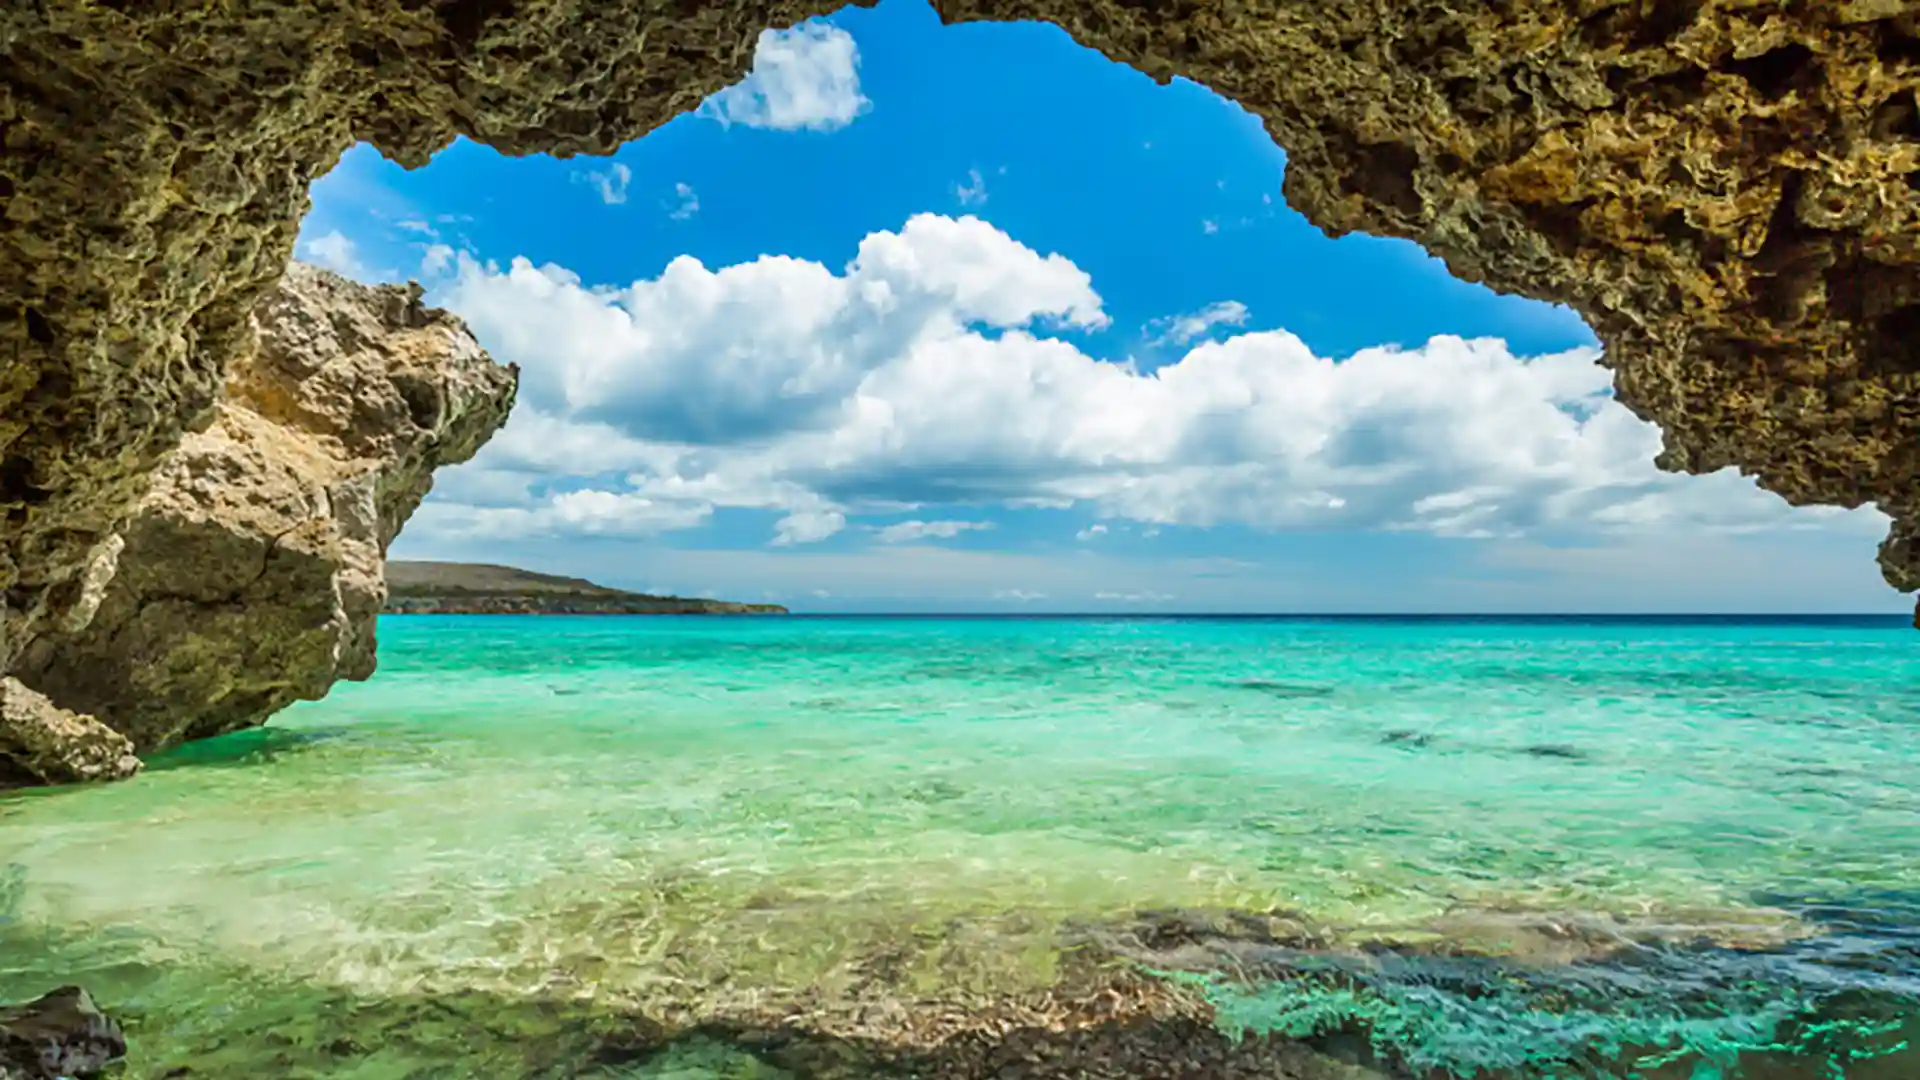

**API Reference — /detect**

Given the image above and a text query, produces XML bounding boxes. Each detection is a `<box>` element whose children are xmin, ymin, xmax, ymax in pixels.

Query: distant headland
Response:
<box><xmin>383</xmin><ymin>561</ymin><xmax>787</xmax><ymax>616</ymax></box>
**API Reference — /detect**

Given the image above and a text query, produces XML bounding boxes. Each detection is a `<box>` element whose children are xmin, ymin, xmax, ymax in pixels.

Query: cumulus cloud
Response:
<box><xmin>438</xmin><ymin>214</ymin><xmax>1104</xmax><ymax>446</ymax></box>
<box><xmin>578</xmin><ymin>162</ymin><xmax>631</xmax><ymax>205</ymax></box>
<box><xmin>1146</xmin><ymin>300</ymin><xmax>1250</xmax><ymax>346</ymax></box>
<box><xmin>700</xmin><ymin>22</ymin><xmax>870</xmax><ymax>132</ymax></box>
<box><xmin>773</xmin><ymin>508</ymin><xmax>847</xmax><ymax>546</ymax></box>
<box><xmin>418</xmin><ymin>214</ymin><xmax>1889</xmax><ymax>552</ymax></box>
<box><xmin>875</xmin><ymin>520</ymin><xmax>992</xmax><ymax>543</ymax></box>
<box><xmin>420</xmin><ymin>243</ymin><xmax>456</xmax><ymax>277</ymax></box>
<box><xmin>299</xmin><ymin>230</ymin><xmax>373</xmax><ymax>280</ymax></box>
<box><xmin>411</xmin><ymin>490</ymin><xmax>713</xmax><ymax>541</ymax></box>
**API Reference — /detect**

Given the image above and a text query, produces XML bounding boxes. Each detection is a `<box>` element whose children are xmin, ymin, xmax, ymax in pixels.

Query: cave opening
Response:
<box><xmin>3</xmin><ymin>3</ymin><xmax>1920</xmax><ymax>1078</ymax></box>
<box><xmin>285</xmin><ymin>0</ymin><xmax>1897</xmax><ymax>623</ymax></box>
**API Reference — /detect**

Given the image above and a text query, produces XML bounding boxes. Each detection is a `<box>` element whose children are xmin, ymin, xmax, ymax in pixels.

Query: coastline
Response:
<box><xmin>382</xmin><ymin>600</ymin><xmax>788</xmax><ymax>616</ymax></box>
<box><xmin>383</xmin><ymin>560</ymin><xmax>787</xmax><ymax>616</ymax></box>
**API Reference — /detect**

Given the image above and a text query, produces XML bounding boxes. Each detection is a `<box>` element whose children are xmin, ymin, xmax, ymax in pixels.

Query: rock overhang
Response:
<box><xmin>2</xmin><ymin>0</ymin><xmax>1917</xmax><ymax>663</ymax></box>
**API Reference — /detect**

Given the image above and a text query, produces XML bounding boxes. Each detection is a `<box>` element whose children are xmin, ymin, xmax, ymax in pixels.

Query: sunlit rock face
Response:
<box><xmin>2</xmin><ymin>0</ymin><xmax>1918</xmax><ymax>657</ymax></box>
<box><xmin>9</xmin><ymin>264</ymin><xmax>517</xmax><ymax>758</ymax></box>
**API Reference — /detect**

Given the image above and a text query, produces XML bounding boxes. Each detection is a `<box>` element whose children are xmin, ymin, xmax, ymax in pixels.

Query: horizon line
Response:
<box><xmin>387</xmin><ymin>610</ymin><xmax>1912</xmax><ymax>621</ymax></box>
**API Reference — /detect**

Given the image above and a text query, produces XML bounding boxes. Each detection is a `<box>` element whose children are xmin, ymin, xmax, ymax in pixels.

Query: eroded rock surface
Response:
<box><xmin>2</xmin><ymin>0</ymin><xmax>1918</xmax><ymax>648</ymax></box>
<box><xmin>10</xmin><ymin>264</ymin><xmax>517</xmax><ymax>755</ymax></box>
<box><xmin>0</xmin><ymin>678</ymin><xmax>140</xmax><ymax>788</ymax></box>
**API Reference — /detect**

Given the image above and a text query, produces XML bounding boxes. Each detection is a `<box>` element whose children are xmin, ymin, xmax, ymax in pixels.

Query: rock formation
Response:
<box><xmin>0</xmin><ymin>987</ymin><xmax>126</xmax><ymax>1080</ymax></box>
<box><xmin>1</xmin><ymin>0</ymin><xmax>1917</xmax><ymax>654</ymax></box>
<box><xmin>8</xmin><ymin>264</ymin><xmax>518</xmax><ymax>757</ymax></box>
<box><xmin>0</xmin><ymin>678</ymin><xmax>141</xmax><ymax>788</ymax></box>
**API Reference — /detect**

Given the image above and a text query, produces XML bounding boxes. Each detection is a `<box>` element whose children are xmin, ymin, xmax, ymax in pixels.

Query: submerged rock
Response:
<box><xmin>0</xmin><ymin>678</ymin><xmax>140</xmax><ymax>788</ymax></box>
<box><xmin>0</xmin><ymin>987</ymin><xmax>126</xmax><ymax>1080</ymax></box>
<box><xmin>9</xmin><ymin>264</ymin><xmax>518</xmax><ymax>760</ymax></box>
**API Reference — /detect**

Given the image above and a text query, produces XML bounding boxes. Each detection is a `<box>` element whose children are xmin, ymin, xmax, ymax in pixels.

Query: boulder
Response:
<box><xmin>0</xmin><ymin>987</ymin><xmax>126</xmax><ymax>1080</ymax></box>
<box><xmin>0</xmin><ymin>678</ymin><xmax>140</xmax><ymax>788</ymax></box>
<box><xmin>9</xmin><ymin>264</ymin><xmax>518</xmax><ymax>758</ymax></box>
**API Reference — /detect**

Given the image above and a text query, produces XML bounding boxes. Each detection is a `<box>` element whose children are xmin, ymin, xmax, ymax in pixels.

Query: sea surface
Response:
<box><xmin>2</xmin><ymin>615</ymin><xmax>1917</xmax><ymax>1078</ymax></box>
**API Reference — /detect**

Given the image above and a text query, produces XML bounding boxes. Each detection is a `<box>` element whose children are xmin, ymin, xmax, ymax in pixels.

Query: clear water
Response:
<box><xmin>2</xmin><ymin>615</ymin><xmax>1916</xmax><ymax>1078</ymax></box>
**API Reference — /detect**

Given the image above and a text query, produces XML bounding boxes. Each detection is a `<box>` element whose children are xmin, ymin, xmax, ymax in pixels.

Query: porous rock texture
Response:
<box><xmin>9</xmin><ymin>263</ymin><xmax>518</xmax><ymax>756</ymax></box>
<box><xmin>0</xmin><ymin>677</ymin><xmax>141</xmax><ymax>788</ymax></box>
<box><xmin>2</xmin><ymin>0</ymin><xmax>1919</xmax><ymax>655</ymax></box>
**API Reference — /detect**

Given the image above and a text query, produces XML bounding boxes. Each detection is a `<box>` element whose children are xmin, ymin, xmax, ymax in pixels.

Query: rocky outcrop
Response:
<box><xmin>1</xmin><ymin>1</ymin><xmax>1917</xmax><ymax>649</ymax></box>
<box><xmin>8</xmin><ymin>264</ymin><xmax>517</xmax><ymax>756</ymax></box>
<box><xmin>0</xmin><ymin>987</ymin><xmax>126</xmax><ymax>1080</ymax></box>
<box><xmin>0</xmin><ymin>678</ymin><xmax>140</xmax><ymax>788</ymax></box>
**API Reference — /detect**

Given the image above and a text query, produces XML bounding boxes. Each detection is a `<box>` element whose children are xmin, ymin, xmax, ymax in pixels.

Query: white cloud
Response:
<box><xmin>1095</xmin><ymin>590</ymin><xmax>1173</xmax><ymax>602</ymax></box>
<box><xmin>875</xmin><ymin>520</ymin><xmax>992</xmax><ymax>543</ymax></box>
<box><xmin>1201</xmin><ymin>219</ymin><xmax>1219</xmax><ymax>234</ymax></box>
<box><xmin>578</xmin><ymin>162</ymin><xmax>631</xmax><ymax>205</ymax></box>
<box><xmin>418</xmin><ymin>214</ymin><xmax>1891</xmax><ymax>562</ymax></box>
<box><xmin>299</xmin><ymin>230</ymin><xmax>373</xmax><ymax>281</ymax></box>
<box><xmin>773</xmin><ymin>508</ymin><xmax>846</xmax><ymax>546</ymax></box>
<box><xmin>437</xmin><ymin>213</ymin><xmax>1104</xmax><ymax>448</ymax></box>
<box><xmin>410</xmin><ymin>490</ymin><xmax>713</xmax><ymax>541</ymax></box>
<box><xmin>669</xmin><ymin>182</ymin><xmax>700</xmax><ymax>221</ymax></box>
<box><xmin>955</xmin><ymin>168</ymin><xmax>988</xmax><ymax>207</ymax></box>
<box><xmin>993</xmin><ymin>589</ymin><xmax>1047</xmax><ymax>602</ymax></box>
<box><xmin>1146</xmin><ymin>300</ymin><xmax>1250</xmax><ymax>346</ymax></box>
<box><xmin>700</xmin><ymin>22</ymin><xmax>870</xmax><ymax>132</ymax></box>
<box><xmin>420</xmin><ymin>243</ymin><xmax>456</xmax><ymax>277</ymax></box>
<box><xmin>1075</xmin><ymin>524</ymin><xmax>1109</xmax><ymax>541</ymax></box>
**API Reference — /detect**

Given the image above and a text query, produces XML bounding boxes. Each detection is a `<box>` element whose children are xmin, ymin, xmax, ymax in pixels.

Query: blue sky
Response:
<box><xmin>298</xmin><ymin>0</ymin><xmax>1899</xmax><ymax>613</ymax></box>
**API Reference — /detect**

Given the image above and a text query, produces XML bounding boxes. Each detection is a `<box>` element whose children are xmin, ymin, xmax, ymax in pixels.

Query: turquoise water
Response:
<box><xmin>1</xmin><ymin>615</ymin><xmax>1917</xmax><ymax>1077</ymax></box>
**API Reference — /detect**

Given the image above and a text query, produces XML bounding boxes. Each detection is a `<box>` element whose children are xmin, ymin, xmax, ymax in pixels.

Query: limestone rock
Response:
<box><xmin>0</xmin><ymin>987</ymin><xmax>126</xmax><ymax>1080</ymax></box>
<box><xmin>0</xmin><ymin>678</ymin><xmax>140</xmax><ymax>788</ymax></box>
<box><xmin>11</xmin><ymin>264</ymin><xmax>518</xmax><ymax>755</ymax></box>
<box><xmin>1</xmin><ymin>0</ymin><xmax>1917</xmax><ymax>644</ymax></box>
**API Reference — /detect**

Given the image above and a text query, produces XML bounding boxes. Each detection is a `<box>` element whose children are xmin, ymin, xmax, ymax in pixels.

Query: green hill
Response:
<box><xmin>383</xmin><ymin>561</ymin><xmax>787</xmax><ymax>615</ymax></box>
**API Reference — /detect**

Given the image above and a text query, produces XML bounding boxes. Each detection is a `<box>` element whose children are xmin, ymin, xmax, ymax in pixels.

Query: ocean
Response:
<box><xmin>1</xmin><ymin>615</ymin><xmax>1916</xmax><ymax>1078</ymax></box>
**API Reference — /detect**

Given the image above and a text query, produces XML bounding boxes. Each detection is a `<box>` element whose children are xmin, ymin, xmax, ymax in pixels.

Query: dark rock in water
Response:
<box><xmin>1229</xmin><ymin>680</ymin><xmax>1334</xmax><ymax>699</ymax></box>
<box><xmin>1521</xmin><ymin>743</ymin><xmax>1589</xmax><ymax>761</ymax></box>
<box><xmin>1381</xmin><ymin>729</ymin><xmax>1433</xmax><ymax>748</ymax></box>
<box><xmin>0</xmin><ymin>987</ymin><xmax>126</xmax><ymax>1080</ymax></box>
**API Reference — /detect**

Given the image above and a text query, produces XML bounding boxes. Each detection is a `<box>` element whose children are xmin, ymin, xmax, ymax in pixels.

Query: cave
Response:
<box><xmin>3</xmin><ymin>0</ymin><xmax>1920</xmax><ymax>676</ymax></box>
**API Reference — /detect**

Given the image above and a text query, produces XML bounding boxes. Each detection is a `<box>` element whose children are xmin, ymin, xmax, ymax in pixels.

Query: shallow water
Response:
<box><xmin>2</xmin><ymin>615</ymin><xmax>1917</xmax><ymax>1077</ymax></box>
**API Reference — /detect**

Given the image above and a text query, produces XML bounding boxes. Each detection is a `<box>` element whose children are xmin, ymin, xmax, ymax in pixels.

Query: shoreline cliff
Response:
<box><xmin>2</xmin><ymin>264</ymin><xmax>519</xmax><ymax>782</ymax></box>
